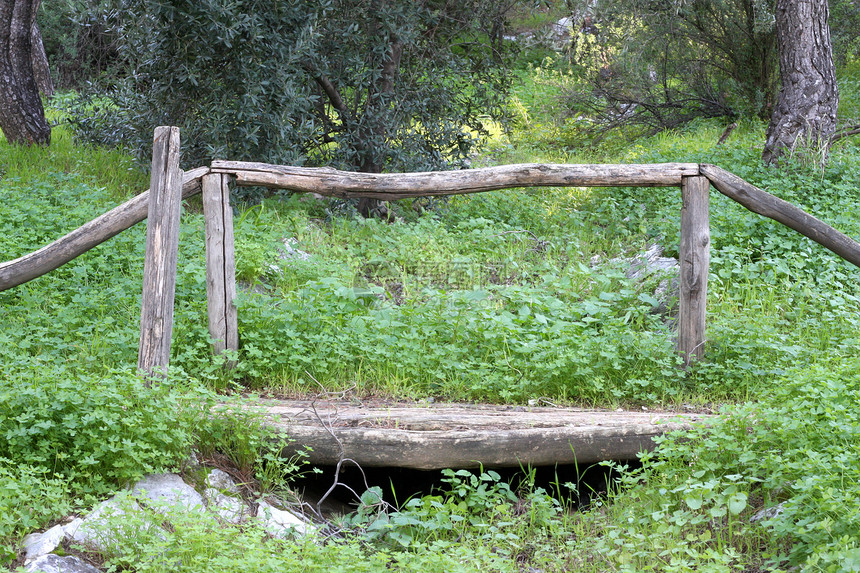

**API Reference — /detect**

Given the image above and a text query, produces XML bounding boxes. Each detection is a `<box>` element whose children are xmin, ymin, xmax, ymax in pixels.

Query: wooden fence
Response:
<box><xmin>2</xmin><ymin>127</ymin><xmax>859</xmax><ymax>375</ymax></box>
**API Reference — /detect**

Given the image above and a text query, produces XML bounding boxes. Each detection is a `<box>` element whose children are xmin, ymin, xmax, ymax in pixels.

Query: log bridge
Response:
<box><xmin>260</xmin><ymin>399</ymin><xmax>709</xmax><ymax>469</ymax></box>
<box><xmin>2</xmin><ymin>127</ymin><xmax>859</xmax><ymax>466</ymax></box>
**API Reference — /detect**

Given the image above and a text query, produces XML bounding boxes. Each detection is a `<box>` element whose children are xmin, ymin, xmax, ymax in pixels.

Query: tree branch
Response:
<box><xmin>303</xmin><ymin>64</ymin><xmax>352</xmax><ymax>123</ymax></box>
<box><xmin>829</xmin><ymin>125</ymin><xmax>860</xmax><ymax>146</ymax></box>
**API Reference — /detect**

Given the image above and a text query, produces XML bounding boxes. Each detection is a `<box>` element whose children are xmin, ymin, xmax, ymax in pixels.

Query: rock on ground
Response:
<box><xmin>23</xmin><ymin>554</ymin><xmax>102</xmax><ymax>573</ymax></box>
<box><xmin>19</xmin><ymin>470</ymin><xmax>316</xmax><ymax>570</ymax></box>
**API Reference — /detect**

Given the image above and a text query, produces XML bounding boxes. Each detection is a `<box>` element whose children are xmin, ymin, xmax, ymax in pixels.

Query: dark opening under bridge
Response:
<box><xmin>2</xmin><ymin>127</ymin><xmax>858</xmax><ymax>469</ymax></box>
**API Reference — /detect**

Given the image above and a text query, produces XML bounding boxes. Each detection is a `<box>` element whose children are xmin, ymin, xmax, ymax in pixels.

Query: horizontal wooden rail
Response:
<box><xmin>2</xmin><ymin>159</ymin><xmax>857</xmax><ymax>310</ymax></box>
<box><xmin>210</xmin><ymin>161</ymin><xmax>701</xmax><ymax>199</ymax></box>
<box><xmin>0</xmin><ymin>167</ymin><xmax>209</xmax><ymax>292</ymax></box>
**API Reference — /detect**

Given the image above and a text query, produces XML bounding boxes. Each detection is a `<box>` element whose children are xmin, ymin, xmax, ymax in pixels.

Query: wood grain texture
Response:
<box><xmin>701</xmin><ymin>164</ymin><xmax>860</xmax><ymax>268</ymax></box>
<box><xmin>210</xmin><ymin>161</ymin><xmax>700</xmax><ymax>199</ymax></box>
<box><xmin>677</xmin><ymin>176</ymin><xmax>711</xmax><ymax>367</ymax></box>
<box><xmin>0</xmin><ymin>167</ymin><xmax>208</xmax><ymax>292</ymax></box>
<box><xmin>138</xmin><ymin>127</ymin><xmax>183</xmax><ymax>377</ymax></box>
<box><xmin>202</xmin><ymin>173</ymin><xmax>238</xmax><ymax>359</ymax></box>
<box><xmin>261</xmin><ymin>400</ymin><xmax>709</xmax><ymax>469</ymax></box>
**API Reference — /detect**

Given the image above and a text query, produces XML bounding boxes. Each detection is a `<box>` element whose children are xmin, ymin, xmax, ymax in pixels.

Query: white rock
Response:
<box><xmin>66</xmin><ymin>478</ymin><xmax>190</xmax><ymax>555</ymax></box>
<box><xmin>184</xmin><ymin>450</ymin><xmax>202</xmax><ymax>471</ymax></box>
<box><xmin>131</xmin><ymin>473</ymin><xmax>204</xmax><ymax>511</ymax></box>
<box><xmin>280</xmin><ymin>237</ymin><xmax>312</xmax><ymax>261</ymax></box>
<box><xmin>203</xmin><ymin>469</ymin><xmax>251</xmax><ymax>523</ymax></box>
<box><xmin>625</xmin><ymin>244</ymin><xmax>679</xmax><ymax>281</ymax></box>
<box><xmin>256</xmin><ymin>500</ymin><xmax>315</xmax><ymax>537</ymax></box>
<box><xmin>22</xmin><ymin>523</ymin><xmax>66</xmax><ymax>563</ymax></box>
<box><xmin>24</xmin><ymin>554</ymin><xmax>102</xmax><ymax>573</ymax></box>
<box><xmin>205</xmin><ymin>488</ymin><xmax>250</xmax><ymax>523</ymax></box>
<box><xmin>65</xmin><ymin>495</ymin><xmax>134</xmax><ymax>551</ymax></box>
<box><xmin>61</xmin><ymin>518</ymin><xmax>83</xmax><ymax>540</ymax></box>
<box><xmin>751</xmin><ymin>502</ymin><xmax>786</xmax><ymax>523</ymax></box>
<box><xmin>206</xmin><ymin>469</ymin><xmax>239</xmax><ymax>492</ymax></box>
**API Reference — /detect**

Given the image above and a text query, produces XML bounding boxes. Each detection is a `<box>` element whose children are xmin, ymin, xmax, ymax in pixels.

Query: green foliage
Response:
<box><xmin>38</xmin><ymin>0</ymin><xmax>121</xmax><ymax>89</ymax></box>
<box><xmin>3</xmin><ymin>60</ymin><xmax>860</xmax><ymax>571</ymax></box>
<box><xmin>64</xmin><ymin>0</ymin><xmax>319</xmax><ymax>169</ymax></box>
<box><xmin>0</xmin><ymin>372</ymin><xmax>210</xmax><ymax>493</ymax></box>
<box><xmin>0</xmin><ymin>370</ymin><xmax>224</xmax><ymax>562</ymax></box>
<box><xmin>558</xmin><ymin>0</ymin><xmax>778</xmax><ymax>137</ymax></box>
<box><xmin>837</xmin><ymin>62</ymin><xmax>860</xmax><ymax>123</ymax></box>
<box><xmin>85</xmin><ymin>498</ymin><xmax>520</xmax><ymax>572</ymax></box>
<box><xmin>341</xmin><ymin>468</ymin><xmax>560</xmax><ymax>549</ymax></box>
<box><xmin>830</xmin><ymin>0</ymin><xmax>860</xmax><ymax>67</ymax></box>
<box><xmin>64</xmin><ymin>0</ymin><xmax>518</xmax><ymax>173</ymax></box>
<box><xmin>330</xmin><ymin>468</ymin><xmax>578</xmax><ymax>571</ymax></box>
<box><xmin>574</xmin><ymin>359</ymin><xmax>860</xmax><ymax>572</ymax></box>
<box><xmin>303</xmin><ymin>0</ymin><xmax>516</xmax><ymax>173</ymax></box>
<box><xmin>0</xmin><ymin>462</ymin><xmax>72</xmax><ymax>563</ymax></box>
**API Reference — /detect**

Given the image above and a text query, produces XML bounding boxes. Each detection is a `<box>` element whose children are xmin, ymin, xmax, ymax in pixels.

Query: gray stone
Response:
<box><xmin>21</xmin><ymin>472</ymin><xmax>318</xmax><ymax>567</ymax></box>
<box><xmin>595</xmin><ymin>244</ymin><xmax>680</xmax><ymax>316</ymax></box>
<box><xmin>205</xmin><ymin>469</ymin><xmax>239</xmax><ymax>492</ymax></box>
<box><xmin>65</xmin><ymin>474</ymin><xmax>202</xmax><ymax>555</ymax></box>
<box><xmin>23</xmin><ymin>554</ymin><xmax>102</xmax><ymax>573</ymax></box>
<box><xmin>279</xmin><ymin>237</ymin><xmax>312</xmax><ymax>261</ymax></box>
<box><xmin>751</xmin><ymin>502</ymin><xmax>786</xmax><ymax>523</ymax></box>
<box><xmin>131</xmin><ymin>473</ymin><xmax>204</xmax><ymax>511</ymax></box>
<box><xmin>204</xmin><ymin>469</ymin><xmax>250</xmax><ymax>523</ymax></box>
<box><xmin>184</xmin><ymin>450</ymin><xmax>202</xmax><ymax>471</ymax></box>
<box><xmin>625</xmin><ymin>244</ymin><xmax>679</xmax><ymax>281</ymax></box>
<box><xmin>65</xmin><ymin>495</ymin><xmax>135</xmax><ymax>551</ymax></box>
<box><xmin>551</xmin><ymin>17</ymin><xmax>573</xmax><ymax>40</ymax></box>
<box><xmin>21</xmin><ymin>523</ymin><xmax>66</xmax><ymax>563</ymax></box>
<box><xmin>206</xmin><ymin>488</ymin><xmax>249</xmax><ymax>523</ymax></box>
<box><xmin>256</xmin><ymin>500</ymin><xmax>315</xmax><ymax>537</ymax></box>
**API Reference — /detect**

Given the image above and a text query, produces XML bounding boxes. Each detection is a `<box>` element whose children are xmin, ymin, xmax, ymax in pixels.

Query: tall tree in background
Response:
<box><xmin>762</xmin><ymin>0</ymin><xmax>838</xmax><ymax>165</ymax></box>
<box><xmin>0</xmin><ymin>0</ymin><xmax>51</xmax><ymax>145</ymax></box>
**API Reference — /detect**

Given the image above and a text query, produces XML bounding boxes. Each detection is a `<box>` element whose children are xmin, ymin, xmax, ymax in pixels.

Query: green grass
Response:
<box><xmin>2</xmin><ymin>59</ymin><xmax>860</xmax><ymax>570</ymax></box>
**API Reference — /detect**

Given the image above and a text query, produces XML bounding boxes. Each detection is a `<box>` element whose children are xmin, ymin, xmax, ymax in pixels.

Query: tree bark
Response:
<box><xmin>762</xmin><ymin>0</ymin><xmax>838</xmax><ymax>165</ymax></box>
<box><xmin>0</xmin><ymin>0</ymin><xmax>51</xmax><ymax>145</ymax></box>
<box><xmin>356</xmin><ymin>30</ymin><xmax>402</xmax><ymax>221</ymax></box>
<box><xmin>30</xmin><ymin>21</ymin><xmax>52</xmax><ymax>97</ymax></box>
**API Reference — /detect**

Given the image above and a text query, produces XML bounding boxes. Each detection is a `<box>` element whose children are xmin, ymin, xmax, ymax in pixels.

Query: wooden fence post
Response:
<box><xmin>138</xmin><ymin>126</ymin><xmax>183</xmax><ymax>379</ymax></box>
<box><xmin>678</xmin><ymin>175</ymin><xmax>711</xmax><ymax>368</ymax></box>
<box><xmin>202</xmin><ymin>173</ymin><xmax>238</xmax><ymax>361</ymax></box>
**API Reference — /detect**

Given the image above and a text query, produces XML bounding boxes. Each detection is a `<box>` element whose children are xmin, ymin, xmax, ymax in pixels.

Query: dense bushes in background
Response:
<box><xmin>60</xmin><ymin>0</ymin><xmax>520</xmax><ymax>173</ymax></box>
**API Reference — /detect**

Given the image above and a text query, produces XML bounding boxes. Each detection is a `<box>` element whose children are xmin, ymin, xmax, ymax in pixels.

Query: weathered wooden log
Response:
<box><xmin>701</xmin><ymin>164</ymin><xmax>860</xmax><ymax>268</ymax></box>
<box><xmin>260</xmin><ymin>400</ymin><xmax>709</xmax><ymax>469</ymax></box>
<box><xmin>0</xmin><ymin>167</ymin><xmax>208</xmax><ymax>293</ymax></box>
<box><xmin>138</xmin><ymin>127</ymin><xmax>183</xmax><ymax>378</ymax></box>
<box><xmin>678</xmin><ymin>176</ymin><xmax>711</xmax><ymax>367</ymax></box>
<box><xmin>210</xmin><ymin>161</ymin><xmax>700</xmax><ymax>199</ymax></box>
<box><xmin>202</xmin><ymin>173</ymin><xmax>238</xmax><ymax>360</ymax></box>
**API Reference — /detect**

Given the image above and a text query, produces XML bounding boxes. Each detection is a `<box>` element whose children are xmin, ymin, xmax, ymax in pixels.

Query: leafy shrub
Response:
<box><xmin>0</xmin><ymin>462</ymin><xmax>72</xmax><ymax>563</ymax></box>
<box><xmin>585</xmin><ymin>359</ymin><xmax>860</xmax><ymax>571</ymax></box>
<box><xmin>64</xmin><ymin>0</ymin><xmax>517</xmax><ymax>174</ymax></box>
<box><xmin>0</xmin><ymin>371</ymin><xmax>213</xmax><ymax>494</ymax></box>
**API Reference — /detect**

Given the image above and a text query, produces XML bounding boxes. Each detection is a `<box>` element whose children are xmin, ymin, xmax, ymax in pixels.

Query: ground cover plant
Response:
<box><xmin>2</xmin><ymin>39</ymin><xmax>860</xmax><ymax>573</ymax></box>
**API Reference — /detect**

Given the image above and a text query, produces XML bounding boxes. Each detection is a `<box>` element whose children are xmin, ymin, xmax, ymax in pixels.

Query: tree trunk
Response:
<box><xmin>30</xmin><ymin>22</ymin><xmax>52</xmax><ymax>97</ymax></box>
<box><xmin>356</xmin><ymin>31</ymin><xmax>402</xmax><ymax>220</ymax></box>
<box><xmin>762</xmin><ymin>0</ymin><xmax>837</xmax><ymax>166</ymax></box>
<box><xmin>0</xmin><ymin>0</ymin><xmax>51</xmax><ymax>145</ymax></box>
